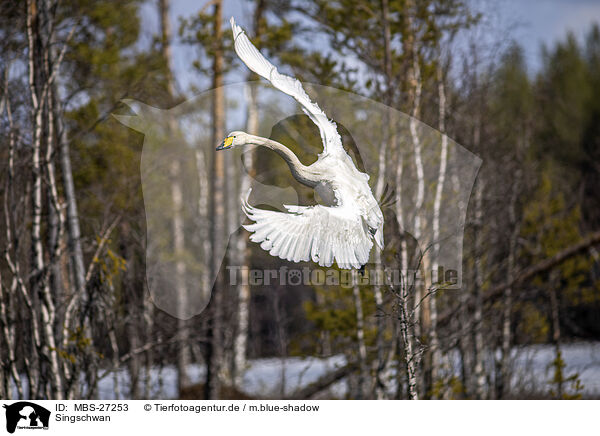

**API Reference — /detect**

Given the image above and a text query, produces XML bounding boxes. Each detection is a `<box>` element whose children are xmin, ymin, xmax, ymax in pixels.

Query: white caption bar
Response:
<box><xmin>0</xmin><ymin>400</ymin><xmax>595</xmax><ymax>435</ymax></box>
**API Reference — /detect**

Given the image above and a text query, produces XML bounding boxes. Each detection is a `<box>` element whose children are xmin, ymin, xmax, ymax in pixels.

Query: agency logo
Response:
<box><xmin>2</xmin><ymin>402</ymin><xmax>50</xmax><ymax>434</ymax></box>
<box><xmin>115</xmin><ymin>82</ymin><xmax>481</xmax><ymax>319</ymax></box>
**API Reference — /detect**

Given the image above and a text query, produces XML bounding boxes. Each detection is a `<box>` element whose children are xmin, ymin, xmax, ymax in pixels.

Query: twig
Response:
<box><xmin>85</xmin><ymin>216</ymin><xmax>122</xmax><ymax>285</ymax></box>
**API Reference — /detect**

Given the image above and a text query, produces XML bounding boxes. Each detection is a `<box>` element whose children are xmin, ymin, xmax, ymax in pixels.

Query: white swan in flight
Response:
<box><xmin>216</xmin><ymin>17</ymin><xmax>384</xmax><ymax>269</ymax></box>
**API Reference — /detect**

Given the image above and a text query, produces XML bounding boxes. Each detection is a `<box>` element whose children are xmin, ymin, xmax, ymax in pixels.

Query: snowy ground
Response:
<box><xmin>97</xmin><ymin>355</ymin><xmax>348</xmax><ymax>399</ymax></box>
<box><xmin>8</xmin><ymin>342</ymin><xmax>600</xmax><ymax>399</ymax></box>
<box><xmin>507</xmin><ymin>342</ymin><xmax>600</xmax><ymax>396</ymax></box>
<box><xmin>95</xmin><ymin>342</ymin><xmax>600</xmax><ymax>399</ymax></box>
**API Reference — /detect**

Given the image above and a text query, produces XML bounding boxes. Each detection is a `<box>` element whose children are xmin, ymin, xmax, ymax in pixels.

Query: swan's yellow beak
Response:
<box><xmin>216</xmin><ymin>136</ymin><xmax>234</xmax><ymax>151</ymax></box>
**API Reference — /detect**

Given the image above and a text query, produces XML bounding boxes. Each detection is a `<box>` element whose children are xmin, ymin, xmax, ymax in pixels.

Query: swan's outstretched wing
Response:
<box><xmin>242</xmin><ymin>191</ymin><xmax>373</xmax><ymax>269</ymax></box>
<box><xmin>231</xmin><ymin>17</ymin><xmax>344</xmax><ymax>157</ymax></box>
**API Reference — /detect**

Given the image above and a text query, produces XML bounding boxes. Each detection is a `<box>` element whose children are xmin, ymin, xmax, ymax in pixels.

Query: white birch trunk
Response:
<box><xmin>27</xmin><ymin>0</ymin><xmax>64</xmax><ymax>398</ymax></box>
<box><xmin>472</xmin><ymin>178</ymin><xmax>486</xmax><ymax>399</ymax></box>
<box><xmin>372</xmin><ymin>143</ymin><xmax>387</xmax><ymax>399</ymax></box>
<box><xmin>352</xmin><ymin>270</ymin><xmax>368</xmax><ymax>399</ymax></box>
<box><xmin>195</xmin><ymin>148</ymin><xmax>211</xmax><ymax>303</ymax></box>
<box><xmin>233</xmin><ymin>82</ymin><xmax>258</xmax><ymax>388</ymax></box>
<box><xmin>55</xmin><ymin>93</ymin><xmax>86</xmax><ymax>317</ymax></box>
<box><xmin>394</xmin><ymin>147</ymin><xmax>418</xmax><ymax>399</ymax></box>
<box><xmin>409</xmin><ymin>47</ymin><xmax>424</xmax><ymax>355</ymax></box>
<box><xmin>1</xmin><ymin>84</ymin><xmax>25</xmax><ymax>399</ymax></box>
<box><xmin>429</xmin><ymin>63</ymin><xmax>448</xmax><ymax>395</ymax></box>
<box><xmin>452</xmin><ymin>170</ymin><xmax>473</xmax><ymax>396</ymax></box>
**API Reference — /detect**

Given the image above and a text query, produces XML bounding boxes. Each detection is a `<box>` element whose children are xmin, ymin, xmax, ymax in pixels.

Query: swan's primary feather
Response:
<box><xmin>231</xmin><ymin>17</ymin><xmax>344</xmax><ymax>157</ymax></box>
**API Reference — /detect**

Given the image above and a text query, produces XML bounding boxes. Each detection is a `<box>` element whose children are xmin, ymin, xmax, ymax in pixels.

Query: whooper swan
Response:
<box><xmin>216</xmin><ymin>17</ymin><xmax>384</xmax><ymax>269</ymax></box>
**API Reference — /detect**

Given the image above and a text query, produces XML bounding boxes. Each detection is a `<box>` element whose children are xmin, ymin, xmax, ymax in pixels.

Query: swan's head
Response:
<box><xmin>216</xmin><ymin>131</ymin><xmax>248</xmax><ymax>150</ymax></box>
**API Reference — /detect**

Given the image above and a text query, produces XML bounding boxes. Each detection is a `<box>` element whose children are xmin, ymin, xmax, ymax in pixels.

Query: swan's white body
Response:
<box><xmin>229</xmin><ymin>17</ymin><xmax>384</xmax><ymax>269</ymax></box>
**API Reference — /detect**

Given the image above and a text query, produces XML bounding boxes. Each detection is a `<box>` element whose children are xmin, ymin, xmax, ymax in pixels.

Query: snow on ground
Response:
<box><xmin>509</xmin><ymin>342</ymin><xmax>600</xmax><ymax>395</ymax></box>
<box><xmin>9</xmin><ymin>342</ymin><xmax>600</xmax><ymax>398</ymax></box>
<box><xmin>97</xmin><ymin>355</ymin><xmax>348</xmax><ymax>399</ymax></box>
<box><xmin>241</xmin><ymin>355</ymin><xmax>348</xmax><ymax>398</ymax></box>
<box><xmin>96</xmin><ymin>342</ymin><xmax>600</xmax><ymax>399</ymax></box>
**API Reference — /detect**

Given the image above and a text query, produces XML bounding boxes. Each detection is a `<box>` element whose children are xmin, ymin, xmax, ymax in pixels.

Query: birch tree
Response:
<box><xmin>429</xmin><ymin>59</ymin><xmax>448</xmax><ymax>397</ymax></box>
<box><xmin>26</xmin><ymin>0</ymin><xmax>68</xmax><ymax>399</ymax></box>
<box><xmin>233</xmin><ymin>0</ymin><xmax>267</xmax><ymax>388</ymax></box>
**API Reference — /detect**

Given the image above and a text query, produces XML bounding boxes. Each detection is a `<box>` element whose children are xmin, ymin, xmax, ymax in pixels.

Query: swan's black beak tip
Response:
<box><xmin>216</xmin><ymin>142</ymin><xmax>225</xmax><ymax>151</ymax></box>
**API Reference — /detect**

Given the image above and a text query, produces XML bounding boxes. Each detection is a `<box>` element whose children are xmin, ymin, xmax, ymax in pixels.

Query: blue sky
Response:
<box><xmin>139</xmin><ymin>0</ymin><xmax>600</xmax><ymax>93</ymax></box>
<box><xmin>490</xmin><ymin>0</ymin><xmax>600</xmax><ymax>68</ymax></box>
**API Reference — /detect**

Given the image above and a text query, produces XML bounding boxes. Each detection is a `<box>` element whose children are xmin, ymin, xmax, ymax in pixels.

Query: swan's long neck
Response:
<box><xmin>244</xmin><ymin>134</ymin><xmax>319</xmax><ymax>187</ymax></box>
